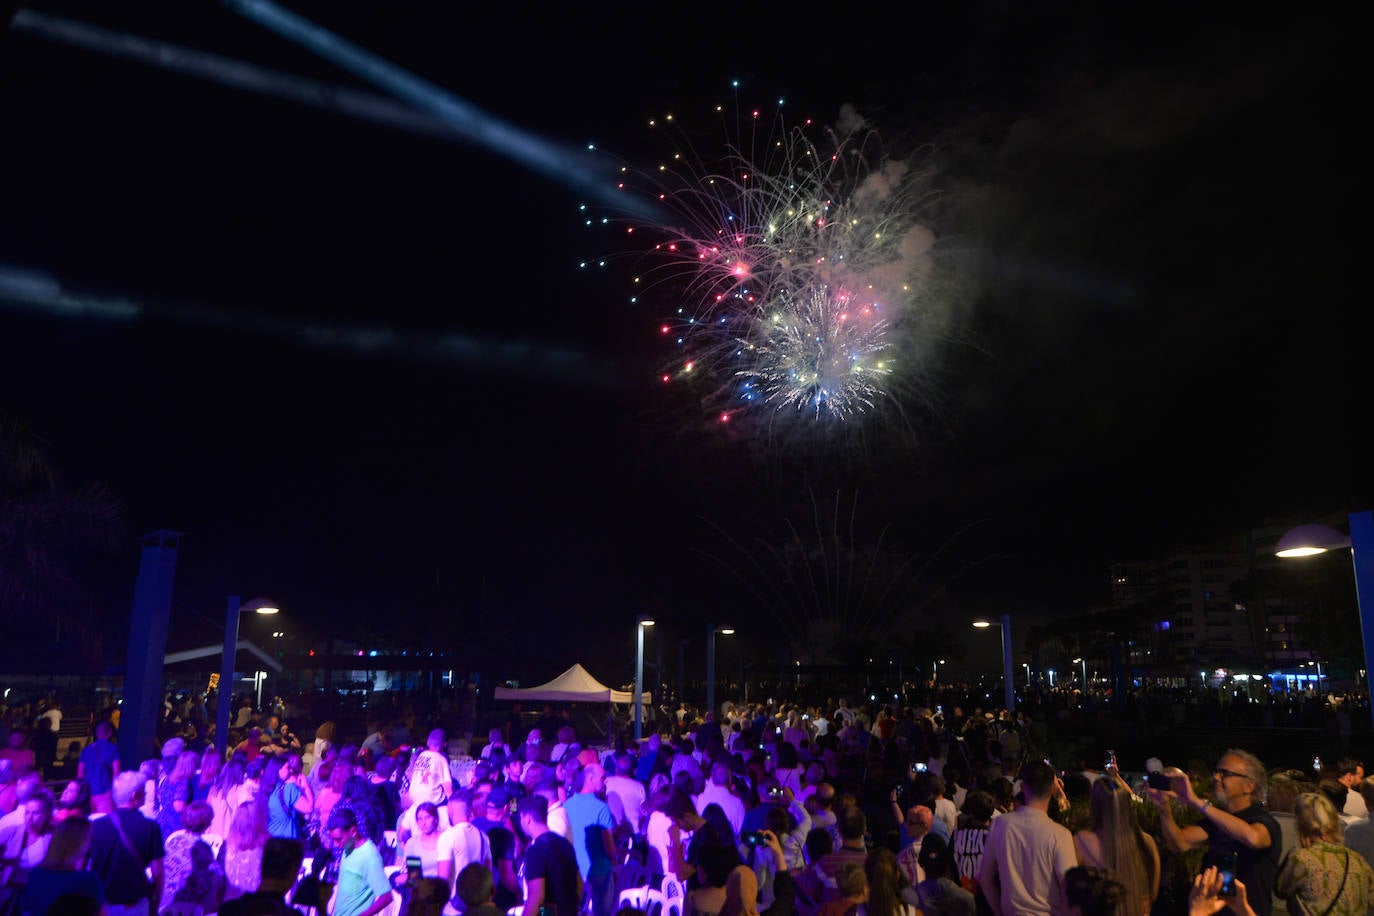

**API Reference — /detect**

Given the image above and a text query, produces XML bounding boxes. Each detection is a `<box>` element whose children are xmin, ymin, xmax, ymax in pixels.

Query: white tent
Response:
<box><xmin>493</xmin><ymin>663</ymin><xmax>650</xmax><ymax>705</ymax></box>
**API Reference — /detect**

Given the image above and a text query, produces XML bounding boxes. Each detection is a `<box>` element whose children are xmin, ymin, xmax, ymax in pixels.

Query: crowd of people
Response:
<box><xmin>3</xmin><ymin>688</ymin><xmax>1374</xmax><ymax>916</ymax></box>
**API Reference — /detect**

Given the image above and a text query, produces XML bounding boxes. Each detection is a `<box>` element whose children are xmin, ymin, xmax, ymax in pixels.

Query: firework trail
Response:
<box><xmin>580</xmin><ymin>90</ymin><xmax>944</xmax><ymax>432</ymax></box>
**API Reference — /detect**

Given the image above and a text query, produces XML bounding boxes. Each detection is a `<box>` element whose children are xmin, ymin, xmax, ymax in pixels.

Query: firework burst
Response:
<box><xmin>580</xmin><ymin>90</ymin><xmax>946</xmax><ymax>434</ymax></box>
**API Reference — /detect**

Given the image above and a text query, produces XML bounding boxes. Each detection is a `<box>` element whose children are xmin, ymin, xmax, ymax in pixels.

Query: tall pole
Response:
<box><xmin>1001</xmin><ymin>613</ymin><xmax>1015</xmax><ymax>712</ymax></box>
<box><xmin>1349</xmin><ymin>511</ymin><xmax>1374</xmax><ymax>731</ymax></box>
<box><xmin>634</xmin><ymin>622</ymin><xmax>646</xmax><ymax>740</ymax></box>
<box><xmin>119</xmin><ymin>531</ymin><xmax>181</xmax><ymax>768</ymax></box>
<box><xmin>217</xmin><ymin>595</ymin><xmax>241</xmax><ymax>757</ymax></box>
<box><xmin>706</xmin><ymin>625</ymin><xmax>717</xmax><ymax>721</ymax></box>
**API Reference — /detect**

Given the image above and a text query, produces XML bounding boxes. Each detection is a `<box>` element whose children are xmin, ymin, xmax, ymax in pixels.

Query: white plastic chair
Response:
<box><xmin>618</xmin><ymin>887</ymin><xmax>666</xmax><ymax>916</ymax></box>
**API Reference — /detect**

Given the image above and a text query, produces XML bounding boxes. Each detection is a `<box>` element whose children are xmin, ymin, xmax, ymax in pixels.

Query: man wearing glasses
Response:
<box><xmin>1148</xmin><ymin>749</ymin><xmax>1281</xmax><ymax>915</ymax></box>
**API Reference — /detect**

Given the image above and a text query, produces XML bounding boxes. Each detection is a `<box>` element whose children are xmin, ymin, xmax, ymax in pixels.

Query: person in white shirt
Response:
<box><xmin>438</xmin><ymin>794</ymin><xmax>491</xmax><ymax>915</ymax></box>
<box><xmin>695</xmin><ymin>763</ymin><xmax>746</xmax><ymax>837</ymax></box>
<box><xmin>1336</xmin><ymin>758</ymin><xmax>1368</xmax><ymax>817</ymax></box>
<box><xmin>479</xmin><ymin>729</ymin><xmax>508</xmax><ymax>760</ymax></box>
<box><xmin>978</xmin><ymin>761</ymin><xmax>1076</xmax><ymax>916</ymax></box>
<box><xmin>604</xmin><ymin>752</ymin><xmax>647</xmax><ymax>834</ymax></box>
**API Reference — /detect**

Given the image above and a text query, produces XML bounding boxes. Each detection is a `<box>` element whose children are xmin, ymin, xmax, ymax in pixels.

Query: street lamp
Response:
<box><xmin>973</xmin><ymin>614</ymin><xmax>1015</xmax><ymax>711</ymax></box>
<box><xmin>706</xmin><ymin>625</ymin><xmax>734</xmax><ymax>721</ymax></box>
<box><xmin>1276</xmin><ymin>511</ymin><xmax>1374</xmax><ymax>729</ymax></box>
<box><xmin>635</xmin><ymin>616</ymin><xmax>655</xmax><ymax>740</ymax></box>
<box><xmin>932</xmin><ymin>658</ymin><xmax>946</xmax><ymax>683</ymax></box>
<box><xmin>1073</xmin><ymin>656</ymin><xmax>1087</xmax><ymax>687</ymax></box>
<box><xmin>217</xmin><ymin>596</ymin><xmax>279</xmax><ymax>755</ymax></box>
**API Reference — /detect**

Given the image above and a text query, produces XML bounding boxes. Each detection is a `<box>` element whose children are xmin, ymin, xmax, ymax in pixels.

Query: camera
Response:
<box><xmin>1147</xmin><ymin>772</ymin><xmax>1171</xmax><ymax>791</ymax></box>
<box><xmin>767</xmin><ymin>785</ymin><xmax>785</xmax><ymax>799</ymax></box>
<box><xmin>1105</xmin><ymin>749</ymin><xmax>1117</xmax><ymax>771</ymax></box>
<box><xmin>894</xmin><ymin>784</ymin><xmax>905</xmax><ymax>797</ymax></box>
<box><xmin>1314</xmin><ymin>756</ymin><xmax>1323</xmax><ymax>773</ymax></box>
<box><xmin>912</xmin><ymin>762</ymin><xmax>928</xmax><ymax>774</ymax></box>
<box><xmin>743</xmin><ymin>831</ymin><xmax>766</xmax><ymax>846</ymax></box>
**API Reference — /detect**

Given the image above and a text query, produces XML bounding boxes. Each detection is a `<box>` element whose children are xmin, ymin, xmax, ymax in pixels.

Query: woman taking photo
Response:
<box><xmin>265</xmin><ymin>754</ymin><xmax>314</xmax><ymax>842</ymax></box>
<box><xmin>1071</xmin><ymin>774</ymin><xmax>1159</xmax><ymax>916</ymax></box>
<box><xmin>1276</xmin><ymin>791</ymin><xmax>1374</xmax><ymax>916</ymax></box>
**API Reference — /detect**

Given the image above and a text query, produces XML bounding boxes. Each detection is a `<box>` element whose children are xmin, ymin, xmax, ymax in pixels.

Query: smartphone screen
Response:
<box><xmin>1219</xmin><ymin>852</ymin><xmax>1237</xmax><ymax>897</ymax></box>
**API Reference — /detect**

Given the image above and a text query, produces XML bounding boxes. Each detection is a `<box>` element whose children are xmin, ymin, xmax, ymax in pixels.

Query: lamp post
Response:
<box><xmin>635</xmin><ymin>616</ymin><xmax>655</xmax><ymax>739</ymax></box>
<box><xmin>1073</xmin><ymin>656</ymin><xmax>1087</xmax><ymax>687</ymax></box>
<box><xmin>973</xmin><ymin>614</ymin><xmax>1015</xmax><ymax>711</ymax></box>
<box><xmin>1276</xmin><ymin>511</ymin><xmax>1374</xmax><ymax>729</ymax></box>
<box><xmin>217</xmin><ymin>596</ymin><xmax>279</xmax><ymax>756</ymax></box>
<box><xmin>706</xmin><ymin>625</ymin><xmax>734</xmax><ymax>721</ymax></box>
<box><xmin>932</xmin><ymin>658</ymin><xmax>946</xmax><ymax>683</ymax></box>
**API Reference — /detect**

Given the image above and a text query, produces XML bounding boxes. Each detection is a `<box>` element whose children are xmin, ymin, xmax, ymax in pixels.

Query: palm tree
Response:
<box><xmin>0</xmin><ymin>416</ymin><xmax>124</xmax><ymax>661</ymax></box>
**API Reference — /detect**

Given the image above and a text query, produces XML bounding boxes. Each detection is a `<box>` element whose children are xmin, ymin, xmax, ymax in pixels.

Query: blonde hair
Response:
<box><xmin>1088</xmin><ymin>777</ymin><xmax>1157</xmax><ymax>913</ymax></box>
<box><xmin>1295</xmin><ymin>792</ymin><xmax>1343</xmax><ymax>844</ymax></box>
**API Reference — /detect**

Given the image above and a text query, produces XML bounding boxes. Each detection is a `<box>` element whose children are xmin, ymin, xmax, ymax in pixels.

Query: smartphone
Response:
<box><xmin>1105</xmin><ymin>749</ymin><xmax>1117</xmax><ymax>771</ymax></box>
<box><xmin>406</xmin><ymin>855</ymin><xmax>423</xmax><ymax>882</ymax></box>
<box><xmin>1314</xmin><ymin>756</ymin><xmax>1323</xmax><ymax>772</ymax></box>
<box><xmin>912</xmin><ymin>762</ymin><xmax>928</xmax><ymax>773</ymax></box>
<box><xmin>1219</xmin><ymin>852</ymin><xmax>1237</xmax><ymax>897</ymax></box>
<box><xmin>1147</xmin><ymin>772</ymin><xmax>1171</xmax><ymax>791</ymax></box>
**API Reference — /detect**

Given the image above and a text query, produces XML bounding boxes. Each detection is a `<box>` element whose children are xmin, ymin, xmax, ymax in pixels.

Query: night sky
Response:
<box><xmin>0</xmin><ymin>2</ymin><xmax>1364</xmax><ymax>679</ymax></box>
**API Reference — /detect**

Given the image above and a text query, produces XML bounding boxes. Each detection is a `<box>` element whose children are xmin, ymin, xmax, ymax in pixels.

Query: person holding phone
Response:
<box><xmin>1072</xmin><ymin>773</ymin><xmax>1159</xmax><ymax>915</ymax></box>
<box><xmin>1147</xmin><ymin>749</ymin><xmax>1281</xmax><ymax>915</ymax></box>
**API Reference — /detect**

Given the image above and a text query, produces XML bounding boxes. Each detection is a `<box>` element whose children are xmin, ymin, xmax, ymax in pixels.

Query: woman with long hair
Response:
<box><xmin>1071</xmin><ymin>775</ymin><xmax>1159</xmax><ymax>916</ymax></box>
<box><xmin>156</xmin><ymin>750</ymin><xmax>200</xmax><ymax>837</ymax></box>
<box><xmin>207</xmin><ymin>754</ymin><xmax>247</xmax><ymax>840</ymax></box>
<box><xmin>1</xmin><ymin>789</ymin><xmax>55</xmax><ymax>894</ymax></box>
<box><xmin>194</xmin><ymin>747</ymin><xmax>221</xmax><ymax>803</ymax></box>
<box><xmin>719</xmin><ymin>864</ymin><xmax>761</xmax><ymax>916</ymax></box>
<box><xmin>53</xmin><ymin>780</ymin><xmax>92</xmax><ymax>823</ymax></box>
<box><xmin>313</xmin><ymin>722</ymin><xmax>337</xmax><ymax>766</ymax></box>
<box><xmin>21</xmin><ymin>816</ymin><xmax>106</xmax><ymax>916</ymax></box>
<box><xmin>643</xmin><ymin>782</ymin><xmax>680</xmax><ymax>879</ymax></box>
<box><xmin>314</xmin><ymin>759</ymin><xmax>349</xmax><ymax>835</ymax></box>
<box><xmin>773</xmin><ymin>743</ymin><xmax>804</xmax><ymax>797</ymax></box>
<box><xmin>220</xmin><ymin>802</ymin><xmax>269</xmax><ymax>900</ymax></box>
<box><xmin>1276</xmin><ymin>791</ymin><xmax>1374</xmax><ymax>915</ymax></box>
<box><xmin>402</xmin><ymin>802</ymin><xmax>444</xmax><ymax>878</ymax></box>
<box><xmin>228</xmin><ymin>757</ymin><xmax>267</xmax><ymax>828</ymax></box>
<box><xmin>264</xmin><ymin>753</ymin><xmax>314</xmax><ymax>841</ymax></box>
<box><xmin>864</xmin><ymin>847</ymin><xmax>918</xmax><ymax>916</ymax></box>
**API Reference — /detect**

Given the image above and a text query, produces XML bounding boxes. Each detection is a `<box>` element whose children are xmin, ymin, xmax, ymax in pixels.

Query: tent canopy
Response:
<box><xmin>493</xmin><ymin>663</ymin><xmax>649</xmax><ymax>705</ymax></box>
